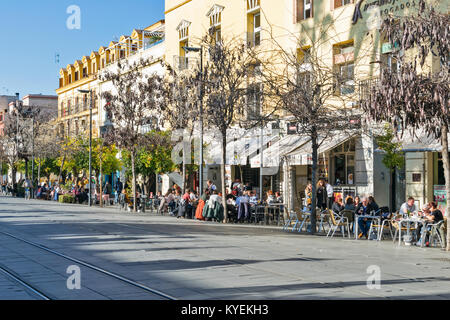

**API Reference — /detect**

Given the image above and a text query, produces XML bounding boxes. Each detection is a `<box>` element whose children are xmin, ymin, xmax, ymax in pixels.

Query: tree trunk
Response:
<box><xmin>99</xmin><ymin>159</ymin><xmax>103</xmax><ymax>208</ymax></box>
<box><xmin>58</xmin><ymin>154</ymin><xmax>66</xmax><ymax>184</ymax></box>
<box><xmin>310</xmin><ymin>127</ymin><xmax>318</xmax><ymax>235</ymax></box>
<box><xmin>182</xmin><ymin>163</ymin><xmax>186</xmax><ymax>193</ymax></box>
<box><xmin>222</xmin><ymin>133</ymin><xmax>227</xmax><ymax>223</ymax></box>
<box><xmin>37</xmin><ymin>158</ymin><xmax>41</xmax><ymax>184</ymax></box>
<box><xmin>441</xmin><ymin>124</ymin><xmax>450</xmax><ymax>251</ymax></box>
<box><xmin>131</xmin><ymin>151</ymin><xmax>137</xmax><ymax>212</ymax></box>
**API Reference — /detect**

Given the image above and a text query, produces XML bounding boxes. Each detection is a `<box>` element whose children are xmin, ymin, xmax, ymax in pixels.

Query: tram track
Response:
<box><xmin>0</xmin><ymin>230</ymin><xmax>177</xmax><ymax>300</ymax></box>
<box><xmin>0</xmin><ymin>263</ymin><xmax>51</xmax><ymax>300</ymax></box>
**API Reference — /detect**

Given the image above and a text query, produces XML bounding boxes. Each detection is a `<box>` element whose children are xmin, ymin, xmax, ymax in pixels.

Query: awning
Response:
<box><xmin>204</xmin><ymin>127</ymin><xmax>279</xmax><ymax>165</ymax></box>
<box><xmin>394</xmin><ymin>129</ymin><xmax>449</xmax><ymax>152</ymax></box>
<box><xmin>250</xmin><ymin>134</ymin><xmax>310</xmax><ymax>168</ymax></box>
<box><xmin>285</xmin><ymin>131</ymin><xmax>359</xmax><ymax>166</ymax></box>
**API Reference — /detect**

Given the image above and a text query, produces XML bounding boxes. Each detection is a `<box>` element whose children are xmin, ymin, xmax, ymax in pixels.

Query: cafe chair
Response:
<box><xmin>369</xmin><ymin>212</ymin><xmax>394</xmax><ymax>241</ymax></box>
<box><xmin>282</xmin><ymin>208</ymin><xmax>295</xmax><ymax>231</ymax></box>
<box><xmin>283</xmin><ymin>210</ymin><xmax>298</xmax><ymax>231</ymax></box>
<box><xmin>420</xmin><ymin>220</ymin><xmax>445</xmax><ymax>248</ymax></box>
<box><xmin>392</xmin><ymin>216</ymin><xmax>416</xmax><ymax>244</ymax></box>
<box><xmin>327</xmin><ymin>210</ymin><xmax>350</xmax><ymax>238</ymax></box>
<box><xmin>317</xmin><ymin>209</ymin><xmax>331</xmax><ymax>233</ymax></box>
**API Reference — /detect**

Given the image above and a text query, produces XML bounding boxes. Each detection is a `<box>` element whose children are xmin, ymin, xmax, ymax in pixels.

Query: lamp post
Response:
<box><xmin>182</xmin><ymin>46</ymin><xmax>203</xmax><ymax>194</ymax></box>
<box><xmin>78</xmin><ymin>89</ymin><xmax>93</xmax><ymax>206</ymax></box>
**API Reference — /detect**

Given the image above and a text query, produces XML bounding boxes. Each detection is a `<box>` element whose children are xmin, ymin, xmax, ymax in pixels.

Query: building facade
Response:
<box><xmin>56</xmin><ymin>20</ymin><xmax>166</xmax><ymax>140</ymax></box>
<box><xmin>164</xmin><ymin>0</ymin><xmax>447</xmax><ymax>211</ymax></box>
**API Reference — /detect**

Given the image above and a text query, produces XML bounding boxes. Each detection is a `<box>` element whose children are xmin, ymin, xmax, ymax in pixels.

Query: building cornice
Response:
<box><xmin>165</xmin><ymin>0</ymin><xmax>192</xmax><ymax>15</ymax></box>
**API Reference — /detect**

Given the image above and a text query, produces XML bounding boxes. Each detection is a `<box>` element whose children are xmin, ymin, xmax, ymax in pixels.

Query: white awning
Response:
<box><xmin>204</xmin><ymin>127</ymin><xmax>279</xmax><ymax>165</ymax></box>
<box><xmin>285</xmin><ymin>131</ymin><xmax>359</xmax><ymax>166</ymax></box>
<box><xmin>250</xmin><ymin>134</ymin><xmax>310</xmax><ymax>168</ymax></box>
<box><xmin>394</xmin><ymin>129</ymin><xmax>449</xmax><ymax>152</ymax></box>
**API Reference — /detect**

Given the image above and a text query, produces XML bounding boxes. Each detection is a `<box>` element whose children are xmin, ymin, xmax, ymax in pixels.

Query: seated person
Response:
<box><xmin>249</xmin><ymin>192</ymin><xmax>258</xmax><ymax>206</ymax></box>
<box><xmin>400</xmin><ymin>197</ymin><xmax>416</xmax><ymax>216</ymax></box>
<box><xmin>356</xmin><ymin>197</ymin><xmax>372</xmax><ymax>239</ymax></box>
<box><xmin>416</xmin><ymin>201</ymin><xmax>444</xmax><ymax>246</ymax></box>
<box><xmin>344</xmin><ymin>197</ymin><xmax>355</xmax><ymax>211</ymax></box>
<box><xmin>332</xmin><ymin>198</ymin><xmax>344</xmax><ymax>215</ymax></box>
<box><xmin>266</xmin><ymin>190</ymin><xmax>275</xmax><ymax>204</ymax></box>
<box><xmin>368</xmin><ymin>196</ymin><xmax>380</xmax><ymax>215</ymax></box>
<box><xmin>275</xmin><ymin>192</ymin><xmax>283</xmax><ymax>204</ymax></box>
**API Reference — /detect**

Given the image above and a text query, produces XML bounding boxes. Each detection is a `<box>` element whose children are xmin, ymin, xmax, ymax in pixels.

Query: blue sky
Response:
<box><xmin>0</xmin><ymin>0</ymin><xmax>164</xmax><ymax>98</ymax></box>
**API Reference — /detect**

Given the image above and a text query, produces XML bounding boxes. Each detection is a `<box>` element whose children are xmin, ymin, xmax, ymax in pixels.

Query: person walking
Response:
<box><xmin>23</xmin><ymin>178</ymin><xmax>32</xmax><ymax>200</ymax></box>
<box><xmin>114</xmin><ymin>178</ymin><xmax>123</xmax><ymax>204</ymax></box>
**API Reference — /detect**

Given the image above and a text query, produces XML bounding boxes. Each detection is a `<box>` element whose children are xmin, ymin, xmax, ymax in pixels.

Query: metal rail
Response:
<box><xmin>0</xmin><ymin>230</ymin><xmax>177</xmax><ymax>300</ymax></box>
<box><xmin>0</xmin><ymin>264</ymin><xmax>51</xmax><ymax>300</ymax></box>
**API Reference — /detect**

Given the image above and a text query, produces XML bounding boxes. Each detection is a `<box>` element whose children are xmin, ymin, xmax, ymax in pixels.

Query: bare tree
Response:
<box><xmin>101</xmin><ymin>59</ymin><xmax>165</xmax><ymax>212</ymax></box>
<box><xmin>162</xmin><ymin>67</ymin><xmax>199</xmax><ymax>193</ymax></box>
<box><xmin>200</xmin><ymin>32</ymin><xmax>256</xmax><ymax>222</ymax></box>
<box><xmin>360</xmin><ymin>1</ymin><xmax>450</xmax><ymax>250</ymax></box>
<box><xmin>261</xmin><ymin>26</ymin><xmax>361</xmax><ymax>233</ymax></box>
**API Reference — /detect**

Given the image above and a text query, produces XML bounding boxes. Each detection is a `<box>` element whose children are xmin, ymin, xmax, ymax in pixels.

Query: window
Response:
<box><xmin>296</xmin><ymin>0</ymin><xmax>313</xmax><ymax>22</ymax></box>
<box><xmin>297</xmin><ymin>47</ymin><xmax>312</xmax><ymax>86</ymax></box>
<box><xmin>333</xmin><ymin>41</ymin><xmax>355</xmax><ymax>95</ymax></box>
<box><xmin>381</xmin><ymin>41</ymin><xmax>402</xmax><ymax>73</ymax></box>
<box><xmin>102</xmin><ymin>59</ymin><xmax>105</xmax><ymax>68</ymax></box>
<box><xmin>83</xmin><ymin>67</ymin><xmax>87</xmax><ymax>78</ymax></box>
<box><xmin>331</xmin><ymin>139</ymin><xmax>356</xmax><ymax>185</ymax></box>
<box><xmin>247</xmin><ymin>83</ymin><xmax>262</xmax><ymax>119</ymax></box>
<box><xmin>75</xmin><ymin>71</ymin><xmax>79</xmax><ymax>81</ymax></box>
<box><xmin>120</xmin><ymin>49</ymin><xmax>125</xmax><ymax>59</ymax></box>
<box><xmin>247</xmin><ymin>12</ymin><xmax>261</xmax><ymax>48</ymax></box>
<box><xmin>254</xmin><ymin>13</ymin><xmax>261</xmax><ymax>46</ymax></box>
<box><xmin>92</xmin><ymin>63</ymin><xmax>96</xmax><ymax>73</ymax></box>
<box><xmin>333</xmin><ymin>0</ymin><xmax>352</xmax><ymax>9</ymax></box>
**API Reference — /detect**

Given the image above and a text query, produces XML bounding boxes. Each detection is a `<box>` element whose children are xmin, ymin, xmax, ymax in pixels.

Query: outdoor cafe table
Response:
<box><xmin>254</xmin><ymin>204</ymin><xmax>285</xmax><ymax>226</ymax></box>
<box><xmin>396</xmin><ymin>216</ymin><xmax>426</xmax><ymax>246</ymax></box>
<box><xmin>267</xmin><ymin>203</ymin><xmax>285</xmax><ymax>226</ymax></box>
<box><xmin>354</xmin><ymin>214</ymin><xmax>382</xmax><ymax>240</ymax></box>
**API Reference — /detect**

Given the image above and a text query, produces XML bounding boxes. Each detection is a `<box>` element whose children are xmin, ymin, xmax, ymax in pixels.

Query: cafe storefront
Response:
<box><xmin>279</xmin><ymin>131</ymin><xmax>391</xmax><ymax>211</ymax></box>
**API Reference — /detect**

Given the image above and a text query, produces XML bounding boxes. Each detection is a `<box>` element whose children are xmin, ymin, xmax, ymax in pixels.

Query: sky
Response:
<box><xmin>0</xmin><ymin>0</ymin><xmax>165</xmax><ymax>98</ymax></box>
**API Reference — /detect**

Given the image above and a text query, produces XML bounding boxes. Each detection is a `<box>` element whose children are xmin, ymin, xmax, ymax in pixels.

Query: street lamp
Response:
<box><xmin>78</xmin><ymin>89</ymin><xmax>93</xmax><ymax>206</ymax></box>
<box><xmin>182</xmin><ymin>46</ymin><xmax>204</xmax><ymax>194</ymax></box>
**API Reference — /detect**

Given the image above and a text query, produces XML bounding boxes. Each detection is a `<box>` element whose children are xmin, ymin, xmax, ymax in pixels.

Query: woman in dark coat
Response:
<box><xmin>316</xmin><ymin>179</ymin><xmax>327</xmax><ymax>211</ymax></box>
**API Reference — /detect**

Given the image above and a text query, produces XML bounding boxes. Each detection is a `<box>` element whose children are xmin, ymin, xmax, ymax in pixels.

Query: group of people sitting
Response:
<box><xmin>155</xmin><ymin>179</ymin><xmax>284</xmax><ymax>224</ymax></box>
<box><xmin>327</xmin><ymin>194</ymin><xmax>445</xmax><ymax>244</ymax></box>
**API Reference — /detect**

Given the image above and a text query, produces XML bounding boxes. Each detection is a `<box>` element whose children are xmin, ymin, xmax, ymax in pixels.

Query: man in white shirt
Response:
<box><xmin>325</xmin><ymin>180</ymin><xmax>334</xmax><ymax>210</ymax></box>
<box><xmin>399</xmin><ymin>197</ymin><xmax>417</xmax><ymax>215</ymax></box>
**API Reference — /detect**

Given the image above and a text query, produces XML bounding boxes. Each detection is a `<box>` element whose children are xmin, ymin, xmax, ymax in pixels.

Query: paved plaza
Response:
<box><xmin>0</xmin><ymin>196</ymin><xmax>449</xmax><ymax>300</ymax></box>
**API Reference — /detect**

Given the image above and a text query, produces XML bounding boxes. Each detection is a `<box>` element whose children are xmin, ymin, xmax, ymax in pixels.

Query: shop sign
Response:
<box><xmin>352</xmin><ymin>0</ymin><xmax>417</xmax><ymax>25</ymax></box>
<box><xmin>287</xmin><ymin>123</ymin><xmax>298</xmax><ymax>135</ymax></box>
<box><xmin>381</xmin><ymin>41</ymin><xmax>400</xmax><ymax>53</ymax></box>
<box><xmin>433</xmin><ymin>185</ymin><xmax>447</xmax><ymax>212</ymax></box>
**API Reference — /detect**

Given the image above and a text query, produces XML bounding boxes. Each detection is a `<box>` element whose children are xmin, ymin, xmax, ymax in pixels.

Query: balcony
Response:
<box><xmin>173</xmin><ymin>55</ymin><xmax>200</xmax><ymax>72</ymax></box>
<box><xmin>359</xmin><ymin>78</ymin><xmax>380</xmax><ymax>102</ymax></box>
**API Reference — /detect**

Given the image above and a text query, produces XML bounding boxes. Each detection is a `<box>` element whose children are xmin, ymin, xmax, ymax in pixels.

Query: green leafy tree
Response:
<box><xmin>376</xmin><ymin>124</ymin><xmax>405</xmax><ymax>211</ymax></box>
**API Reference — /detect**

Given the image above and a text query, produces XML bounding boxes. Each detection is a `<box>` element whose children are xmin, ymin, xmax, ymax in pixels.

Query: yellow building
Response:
<box><xmin>56</xmin><ymin>20</ymin><xmax>166</xmax><ymax>140</ymax></box>
<box><xmin>164</xmin><ymin>0</ymin><xmax>448</xmax><ymax>210</ymax></box>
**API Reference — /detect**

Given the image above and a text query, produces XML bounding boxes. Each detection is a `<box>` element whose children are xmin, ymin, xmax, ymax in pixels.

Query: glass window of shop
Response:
<box><xmin>330</xmin><ymin>138</ymin><xmax>356</xmax><ymax>185</ymax></box>
<box><xmin>435</xmin><ymin>152</ymin><xmax>449</xmax><ymax>186</ymax></box>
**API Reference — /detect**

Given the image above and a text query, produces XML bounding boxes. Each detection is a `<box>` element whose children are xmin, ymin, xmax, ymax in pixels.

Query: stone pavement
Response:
<box><xmin>0</xmin><ymin>196</ymin><xmax>449</xmax><ymax>300</ymax></box>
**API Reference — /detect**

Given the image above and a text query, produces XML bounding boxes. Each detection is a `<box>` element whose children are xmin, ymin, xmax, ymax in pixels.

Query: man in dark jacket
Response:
<box><xmin>115</xmin><ymin>179</ymin><xmax>123</xmax><ymax>204</ymax></box>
